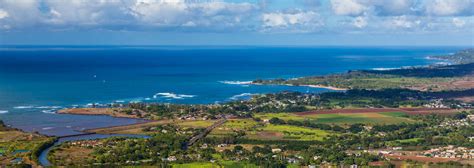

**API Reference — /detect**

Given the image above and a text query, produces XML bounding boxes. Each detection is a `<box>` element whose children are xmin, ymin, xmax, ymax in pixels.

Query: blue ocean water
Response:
<box><xmin>0</xmin><ymin>46</ymin><xmax>462</xmax><ymax>136</ymax></box>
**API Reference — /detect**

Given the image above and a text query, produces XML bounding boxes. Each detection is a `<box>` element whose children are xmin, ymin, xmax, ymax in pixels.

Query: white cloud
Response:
<box><xmin>262</xmin><ymin>10</ymin><xmax>323</xmax><ymax>32</ymax></box>
<box><xmin>353</xmin><ymin>16</ymin><xmax>368</xmax><ymax>28</ymax></box>
<box><xmin>424</xmin><ymin>0</ymin><xmax>474</xmax><ymax>16</ymax></box>
<box><xmin>452</xmin><ymin>18</ymin><xmax>466</xmax><ymax>27</ymax></box>
<box><xmin>0</xmin><ymin>0</ymin><xmax>41</xmax><ymax>27</ymax></box>
<box><xmin>389</xmin><ymin>15</ymin><xmax>421</xmax><ymax>29</ymax></box>
<box><xmin>129</xmin><ymin>0</ymin><xmax>257</xmax><ymax>28</ymax></box>
<box><xmin>0</xmin><ymin>9</ymin><xmax>8</xmax><ymax>19</ymax></box>
<box><xmin>0</xmin><ymin>0</ymin><xmax>472</xmax><ymax>34</ymax></box>
<box><xmin>330</xmin><ymin>0</ymin><xmax>368</xmax><ymax>16</ymax></box>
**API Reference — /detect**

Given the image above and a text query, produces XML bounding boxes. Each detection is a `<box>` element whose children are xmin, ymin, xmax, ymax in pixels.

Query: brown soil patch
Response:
<box><xmin>409</xmin><ymin>77</ymin><xmax>474</xmax><ymax>91</ymax></box>
<box><xmin>296</xmin><ymin>108</ymin><xmax>461</xmax><ymax>116</ymax></box>
<box><xmin>455</xmin><ymin>96</ymin><xmax>474</xmax><ymax>103</ymax></box>
<box><xmin>251</xmin><ymin>131</ymin><xmax>284</xmax><ymax>140</ymax></box>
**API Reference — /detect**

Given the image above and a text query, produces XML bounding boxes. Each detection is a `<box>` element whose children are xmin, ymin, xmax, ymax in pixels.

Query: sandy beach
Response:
<box><xmin>280</xmin><ymin>83</ymin><xmax>348</xmax><ymax>91</ymax></box>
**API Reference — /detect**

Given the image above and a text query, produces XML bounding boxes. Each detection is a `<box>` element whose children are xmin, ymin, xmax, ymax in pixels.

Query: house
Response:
<box><xmin>10</xmin><ymin>158</ymin><xmax>23</xmax><ymax>164</ymax></box>
<box><xmin>272</xmin><ymin>148</ymin><xmax>282</xmax><ymax>153</ymax></box>
<box><xmin>167</xmin><ymin>156</ymin><xmax>177</xmax><ymax>161</ymax></box>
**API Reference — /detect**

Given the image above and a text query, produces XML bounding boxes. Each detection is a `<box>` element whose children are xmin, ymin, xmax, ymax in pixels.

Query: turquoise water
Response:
<box><xmin>0</xmin><ymin>46</ymin><xmax>462</xmax><ymax>136</ymax></box>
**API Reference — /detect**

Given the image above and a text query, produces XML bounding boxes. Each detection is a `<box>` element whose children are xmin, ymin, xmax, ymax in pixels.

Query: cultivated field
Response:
<box><xmin>246</xmin><ymin>124</ymin><xmax>330</xmax><ymax>141</ymax></box>
<box><xmin>255</xmin><ymin>111</ymin><xmax>416</xmax><ymax>125</ymax></box>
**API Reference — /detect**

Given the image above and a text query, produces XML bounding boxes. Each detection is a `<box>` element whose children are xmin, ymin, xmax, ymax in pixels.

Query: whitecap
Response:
<box><xmin>372</xmin><ymin>68</ymin><xmax>398</xmax><ymax>71</ymax></box>
<box><xmin>42</xmin><ymin>127</ymin><xmax>54</xmax><ymax>130</ymax></box>
<box><xmin>41</xmin><ymin>110</ymin><xmax>56</xmax><ymax>114</ymax></box>
<box><xmin>13</xmin><ymin>106</ymin><xmax>34</xmax><ymax>109</ymax></box>
<box><xmin>229</xmin><ymin>93</ymin><xmax>256</xmax><ymax>100</ymax></box>
<box><xmin>219</xmin><ymin>80</ymin><xmax>253</xmax><ymax>85</ymax></box>
<box><xmin>153</xmin><ymin>93</ymin><xmax>196</xmax><ymax>99</ymax></box>
<box><xmin>36</xmin><ymin>106</ymin><xmax>62</xmax><ymax>109</ymax></box>
<box><xmin>0</xmin><ymin>110</ymin><xmax>8</xmax><ymax>114</ymax></box>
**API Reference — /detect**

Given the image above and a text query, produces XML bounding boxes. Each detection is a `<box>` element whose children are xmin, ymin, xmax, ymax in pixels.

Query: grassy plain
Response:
<box><xmin>246</xmin><ymin>124</ymin><xmax>330</xmax><ymax>141</ymax></box>
<box><xmin>255</xmin><ymin>111</ymin><xmax>415</xmax><ymax>125</ymax></box>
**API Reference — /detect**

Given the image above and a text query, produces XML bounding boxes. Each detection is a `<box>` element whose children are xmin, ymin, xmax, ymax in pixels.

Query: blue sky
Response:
<box><xmin>0</xmin><ymin>0</ymin><xmax>473</xmax><ymax>46</ymax></box>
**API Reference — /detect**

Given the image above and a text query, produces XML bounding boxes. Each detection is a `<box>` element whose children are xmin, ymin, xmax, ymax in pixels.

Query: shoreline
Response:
<box><xmin>57</xmin><ymin>108</ymin><xmax>142</xmax><ymax>119</ymax></box>
<box><xmin>295</xmin><ymin>84</ymin><xmax>348</xmax><ymax>91</ymax></box>
<box><xmin>253</xmin><ymin>83</ymin><xmax>348</xmax><ymax>91</ymax></box>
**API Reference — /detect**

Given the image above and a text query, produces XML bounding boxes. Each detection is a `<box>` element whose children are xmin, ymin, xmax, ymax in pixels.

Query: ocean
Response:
<box><xmin>0</xmin><ymin>46</ymin><xmax>463</xmax><ymax>136</ymax></box>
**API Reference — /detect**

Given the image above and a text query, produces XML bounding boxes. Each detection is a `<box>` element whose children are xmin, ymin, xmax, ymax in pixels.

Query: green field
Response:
<box><xmin>210</xmin><ymin>119</ymin><xmax>260</xmax><ymax>137</ymax></box>
<box><xmin>221</xmin><ymin>119</ymin><xmax>259</xmax><ymax>130</ymax></box>
<box><xmin>247</xmin><ymin>124</ymin><xmax>330</xmax><ymax>141</ymax></box>
<box><xmin>254</xmin><ymin>113</ymin><xmax>302</xmax><ymax>121</ymax></box>
<box><xmin>254</xmin><ymin>112</ymin><xmax>415</xmax><ymax>125</ymax></box>
<box><xmin>172</xmin><ymin>161</ymin><xmax>258</xmax><ymax>168</ymax></box>
<box><xmin>176</xmin><ymin>120</ymin><xmax>215</xmax><ymax>128</ymax></box>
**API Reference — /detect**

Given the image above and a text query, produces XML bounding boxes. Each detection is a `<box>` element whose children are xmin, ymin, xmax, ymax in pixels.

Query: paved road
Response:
<box><xmin>186</xmin><ymin>118</ymin><xmax>227</xmax><ymax>147</ymax></box>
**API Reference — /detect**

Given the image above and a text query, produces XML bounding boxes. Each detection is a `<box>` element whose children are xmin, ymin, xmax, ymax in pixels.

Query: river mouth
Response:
<box><xmin>38</xmin><ymin>134</ymin><xmax>150</xmax><ymax>166</ymax></box>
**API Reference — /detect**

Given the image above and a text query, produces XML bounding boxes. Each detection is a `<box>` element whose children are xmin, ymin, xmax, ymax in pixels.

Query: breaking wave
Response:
<box><xmin>219</xmin><ymin>80</ymin><xmax>253</xmax><ymax>85</ymax></box>
<box><xmin>153</xmin><ymin>93</ymin><xmax>196</xmax><ymax>99</ymax></box>
<box><xmin>13</xmin><ymin>106</ymin><xmax>34</xmax><ymax>109</ymax></box>
<box><xmin>229</xmin><ymin>93</ymin><xmax>256</xmax><ymax>100</ymax></box>
<box><xmin>372</xmin><ymin>67</ymin><xmax>398</xmax><ymax>71</ymax></box>
<box><xmin>0</xmin><ymin>110</ymin><xmax>8</xmax><ymax>114</ymax></box>
<box><xmin>41</xmin><ymin>110</ymin><xmax>56</xmax><ymax>114</ymax></box>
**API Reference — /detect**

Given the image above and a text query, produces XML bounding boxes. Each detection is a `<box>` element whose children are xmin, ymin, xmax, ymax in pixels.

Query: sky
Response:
<box><xmin>0</xmin><ymin>0</ymin><xmax>473</xmax><ymax>46</ymax></box>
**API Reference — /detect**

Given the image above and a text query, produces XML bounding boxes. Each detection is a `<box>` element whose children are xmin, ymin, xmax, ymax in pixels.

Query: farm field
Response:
<box><xmin>210</xmin><ymin>119</ymin><xmax>260</xmax><ymax>137</ymax></box>
<box><xmin>255</xmin><ymin>111</ymin><xmax>416</xmax><ymax>125</ymax></box>
<box><xmin>172</xmin><ymin>161</ymin><xmax>259</xmax><ymax>168</ymax></box>
<box><xmin>246</xmin><ymin>124</ymin><xmax>330</xmax><ymax>141</ymax></box>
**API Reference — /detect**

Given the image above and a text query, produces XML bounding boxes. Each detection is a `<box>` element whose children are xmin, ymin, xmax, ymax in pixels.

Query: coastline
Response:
<box><xmin>294</xmin><ymin>84</ymin><xmax>348</xmax><ymax>91</ymax></box>
<box><xmin>250</xmin><ymin>82</ymin><xmax>348</xmax><ymax>91</ymax></box>
<box><xmin>57</xmin><ymin>108</ymin><xmax>142</xmax><ymax>119</ymax></box>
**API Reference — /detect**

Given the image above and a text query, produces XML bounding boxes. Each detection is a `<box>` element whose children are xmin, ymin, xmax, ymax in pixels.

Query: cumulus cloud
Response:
<box><xmin>129</xmin><ymin>0</ymin><xmax>257</xmax><ymax>28</ymax></box>
<box><xmin>0</xmin><ymin>0</ymin><xmax>472</xmax><ymax>34</ymax></box>
<box><xmin>0</xmin><ymin>9</ymin><xmax>8</xmax><ymax>20</ymax></box>
<box><xmin>330</xmin><ymin>0</ymin><xmax>368</xmax><ymax>16</ymax></box>
<box><xmin>389</xmin><ymin>15</ymin><xmax>421</xmax><ymax>29</ymax></box>
<box><xmin>452</xmin><ymin>18</ymin><xmax>466</xmax><ymax>27</ymax></box>
<box><xmin>424</xmin><ymin>0</ymin><xmax>474</xmax><ymax>16</ymax></box>
<box><xmin>44</xmin><ymin>0</ymin><xmax>134</xmax><ymax>26</ymax></box>
<box><xmin>353</xmin><ymin>16</ymin><xmax>368</xmax><ymax>28</ymax></box>
<box><xmin>0</xmin><ymin>0</ymin><xmax>42</xmax><ymax>27</ymax></box>
<box><xmin>262</xmin><ymin>10</ymin><xmax>323</xmax><ymax>32</ymax></box>
<box><xmin>0</xmin><ymin>0</ymin><xmax>257</xmax><ymax>31</ymax></box>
